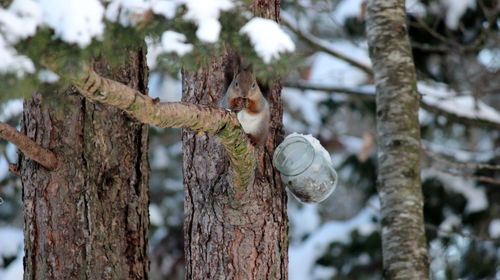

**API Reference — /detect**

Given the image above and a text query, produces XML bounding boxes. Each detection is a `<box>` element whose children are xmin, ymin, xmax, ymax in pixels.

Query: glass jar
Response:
<box><xmin>273</xmin><ymin>134</ymin><xmax>337</xmax><ymax>203</ymax></box>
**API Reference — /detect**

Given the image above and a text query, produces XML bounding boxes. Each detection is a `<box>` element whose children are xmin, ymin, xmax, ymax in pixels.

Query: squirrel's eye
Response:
<box><xmin>252</xmin><ymin>83</ymin><xmax>256</xmax><ymax>88</ymax></box>
<box><xmin>235</xmin><ymin>82</ymin><xmax>239</xmax><ymax>88</ymax></box>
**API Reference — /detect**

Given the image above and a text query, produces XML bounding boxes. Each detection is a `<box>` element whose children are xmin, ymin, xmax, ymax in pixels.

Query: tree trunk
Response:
<box><xmin>182</xmin><ymin>1</ymin><xmax>288</xmax><ymax>279</ymax></box>
<box><xmin>20</xmin><ymin>50</ymin><xmax>150</xmax><ymax>280</ymax></box>
<box><xmin>365</xmin><ymin>0</ymin><xmax>430</xmax><ymax>279</ymax></box>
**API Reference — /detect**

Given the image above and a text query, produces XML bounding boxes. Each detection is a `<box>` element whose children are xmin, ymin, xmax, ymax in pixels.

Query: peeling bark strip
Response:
<box><xmin>0</xmin><ymin>121</ymin><xmax>57</xmax><ymax>170</ymax></box>
<box><xmin>183</xmin><ymin>1</ymin><xmax>288</xmax><ymax>279</ymax></box>
<box><xmin>366</xmin><ymin>1</ymin><xmax>430</xmax><ymax>279</ymax></box>
<box><xmin>70</xmin><ymin>66</ymin><xmax>255</xmax><ymax>193</ymax></box>
<box><xmin>21</xmin><ymin>51</ymin><xmax>150</xmax><ymax>280</ymax></box>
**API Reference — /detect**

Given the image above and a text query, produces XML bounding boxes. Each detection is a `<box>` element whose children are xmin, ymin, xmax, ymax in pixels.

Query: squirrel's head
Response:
<box><xmin>231</xmin><ymin>70</ymin><xmax>261</xmax><ymax>100</ymax></box>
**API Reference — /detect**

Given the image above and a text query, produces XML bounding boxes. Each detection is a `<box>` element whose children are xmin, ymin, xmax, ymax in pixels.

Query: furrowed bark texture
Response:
<box><xmin>183</xmin><ymin>1</ymin><xmax>288</xmax><ymax>279</ymax></box>
<box><xmin>20</xmin><ymin>50</ymin><xmax>150</xmax><ymax>280</ymax></box>
<box><xmin>366</xmin><ymin>1</ymin><xmax>430</xmax><ymax>279</ymax></box>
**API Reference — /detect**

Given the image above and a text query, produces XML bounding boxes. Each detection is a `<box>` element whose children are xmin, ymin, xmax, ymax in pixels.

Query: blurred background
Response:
<box><xmin>1</xmin><ymin>0</ymin><xmax>499</xmax><ymax>279</ymax></box>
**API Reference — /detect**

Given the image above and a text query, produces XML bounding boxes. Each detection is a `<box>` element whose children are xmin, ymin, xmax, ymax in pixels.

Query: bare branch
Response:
<box><xmin>284</xmin><ymin>81</ymin><xmax>500</xmax><ymax>130</ymax></box>
<box><xmin>67</xmin><ymin>65</ymin><xmax>255</xmax><ymax>195</ymax></box>
<box><xmin>425</xmin><ymin>223</ymin><xmax>499</xmax><ymax>243</ymax></box>
<box><xmin>0</xmin><ymin>121</ymin><xmax>58</xmax><ymax>170</ymax></box>
<box><xmin>424</xmin><ymin>147</ymin><xmax>500</xmax><ymax>171</ymax></box>
<box><xmin>281</xmin><ymin>14</ymin><xmax>374</xmax><ymax>76</ymax></box>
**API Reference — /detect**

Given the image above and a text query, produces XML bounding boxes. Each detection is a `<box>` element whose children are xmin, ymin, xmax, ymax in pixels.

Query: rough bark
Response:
<box><xmin>20</xmin><ymin>50</ymin><xmax>150</xmax><ymax>280</ymax></box>
<box><xmin>365</xmin><ymin>1</ymin><xmax>430</xmax><ymax>279</ymax></box>
<box><xmin>182</xmin><ymin>1</ymin><xmax>288</xmax><ymax>279</ymax></box>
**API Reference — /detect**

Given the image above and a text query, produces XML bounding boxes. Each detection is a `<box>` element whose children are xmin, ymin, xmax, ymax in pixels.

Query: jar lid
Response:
<box><xmin>273</xmin><ymin>135</ymin><xmax>315</xmax><ymax>176</ymax></box>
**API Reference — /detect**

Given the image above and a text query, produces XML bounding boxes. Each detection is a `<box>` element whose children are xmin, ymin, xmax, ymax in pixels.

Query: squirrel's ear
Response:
<box><xmin>242</xmin><ymin>63</ymin><xmax>253</xmax><ymax>72</ymax></box>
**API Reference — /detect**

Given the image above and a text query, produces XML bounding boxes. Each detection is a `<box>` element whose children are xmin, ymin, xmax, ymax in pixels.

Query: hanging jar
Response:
<box><xmin>273</xmin><ymin>133</ymin><xmax>337</xmax><ymax>203</ymax></box>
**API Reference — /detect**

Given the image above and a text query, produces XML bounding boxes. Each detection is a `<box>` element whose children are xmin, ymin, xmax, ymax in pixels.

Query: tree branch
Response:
<box><xmin>65</xmin><ymin>65</ymin><xmax>255</xmax><ymax>195</ymax></box>
<box><xmin>281</xmin><ymin>14</ymin><xmax>374</xmax><ymax>76</ymax></box>
<box><xmin>0</xmin><ymin>121</ymin><xmax>58</xmax><ymax>170</ymax></box>
<box><xmin>424</xmin><ymin>145</ymin><xmax>500</xmax><ymax>171</ymax></box>
<box><xmin>284</xmin><ymin>81</ymin><xmax>500</xmax><ymax>130</ymax></box>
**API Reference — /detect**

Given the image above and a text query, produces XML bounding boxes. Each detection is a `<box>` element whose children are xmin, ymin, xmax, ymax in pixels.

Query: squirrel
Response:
<box><xmin>221</xmin><ymin>68</ymin><xmax>270</xmax><ymax>145</ymax></box>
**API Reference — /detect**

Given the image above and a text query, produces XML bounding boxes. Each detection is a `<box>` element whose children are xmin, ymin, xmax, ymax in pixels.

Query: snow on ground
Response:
<box><xmin>289</xmin><ymin>197</ymin><xmax>379</xmax><ymax>280</ymax></box>
<box><xmin>240</xmin><ymin>17</ymin><xmax>295</xmax><ymax>64</ymax></box>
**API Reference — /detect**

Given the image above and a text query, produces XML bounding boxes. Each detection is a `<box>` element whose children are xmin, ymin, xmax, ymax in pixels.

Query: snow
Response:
<box><xmin>40</xmin><ymin>0</ymin><xmax>105</xmax><ymax>47</ymax></box>
<box><xmin>489</xmin><ymin>219</ymin><xmax>500</xmax><ymax>238</ymax></box>
<box><xmin>0</xmin><ymin>0</ymin><xmax>40</xmax><ymax>76</ymax></box>
<box><xmin>440</xmin><ymin>0</ymin><xmax>475</xmax><ymax>30</ymax></box>
<box><xmin>418</xmin><ymin>82</ymin><xmax>500</xmax><ymax>124</ymax></box>
<box><xmin>422</xmin><ymin>169</ymin><xmax>488</xmax><ymax>213</ymax></box>
<box><xmin>406</xmin><ymin>0</ymin><xmax>427</xmax><ymax>17</ymax></box>
<box><xmin>0</xmin><ymin>99</ymin><xmax>23</xmax><ymax>122</ymax></box>
<box><xmin>477</xmin><ymin>48</ymin><xmax>500</xmax><ymax>70</ymax></box>
<box><xmin>282</xmin><ymin>88</ymin><xmax>325</xmax><ymax>133</ymax></box>
<box><xmin>0</xmin><ymin>0</ymin><xmax>41</xmax><ymax>43</ymax></box>
<box><xmin>332</xmin><ymin>0</ymin><xmax>363</xmax><ymax>23</ymax></box>
<box><xmin>151</xmin><ymin>0</ymin><xmax>181</xmax><ymax>19</ymax></box>
<box><xmin>105</xmin><ymin>0</ymin><xmax>151</xmax><ymax>26</ymax></box>
<box><xmin>0</xmin><ymin>36</ymin><xmax>35</xmax><ymax>77</ymax></box>
<box><xmin>161</xmin><ymin>31</ymin><xmax>193</xmax><ymax>56</ymax></box>
<box><xmin>289</xmin><ymin>197</ymin><xmax>379</xmax><ymax>280</ymax></box>
<box><xmin>288</xmin><ymin>133</ymin><xmax>332</xmax><ymax>164</ymax></box>
<box><xmin>37</xmin><ymin>69</ymin><xmax>60</xmax><ymax>83</ymax></box>
<box><xmin>288</xmin><ymin>203</ymin><xmax>320</xmax><ymax>240</ymax></box>
<box><xmin>149</xmin><ymin>204</ymin><xmax>164</xmax><ymax>226</ymax></box>
<box><xmin>183</xmin><ymin>0</ymin><xmax>234</xmax><ymax>43</ymax></box>
<box><xmin>309</xmin><ymin>50</ymin><xmax>369</xmax><ymax>87</ymax></box>
<box><xmin>0</xmin><ymin>227</ymin><xmax>23</xmax><ymax>265</ymax></box>
<box><xmin>240</xmin><ymin>18</ymin><xmax>295</xmax><ymax>64</ymax></box>
<box><xmin>0</xmin><ymin>253</ymin><xmax>23</xmax><ymax>280</ymax></box>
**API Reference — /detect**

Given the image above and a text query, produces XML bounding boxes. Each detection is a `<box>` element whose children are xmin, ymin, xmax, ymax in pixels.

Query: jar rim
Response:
<box><xmin>273</xmin><ymin>135</ymin><xmax>316</xmax><ymax>176</ymax></box>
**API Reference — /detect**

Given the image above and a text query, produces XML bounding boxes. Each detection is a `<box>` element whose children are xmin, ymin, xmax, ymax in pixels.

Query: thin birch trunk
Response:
<box><xmin>365</xmin><ymin>0</ymin><xmax>430</xmax><ymax>279</ymax></box>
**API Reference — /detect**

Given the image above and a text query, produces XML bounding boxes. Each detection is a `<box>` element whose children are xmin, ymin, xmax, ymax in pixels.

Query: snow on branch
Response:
<box><xmin>281</xmin><ymin>13</ymin><xmax>374</xmax><ymax>76</ymax></box>
<box><xmin>284</xmin><ymin>81</ymin><xmax>500</xmax><ymax>131</ymax></box>
<box><xmin>240</xmin><ymin>17</ymin><xmax>295</xmax><ymax>64</ymax></box>
<box><xmin>0</xmin><ymin>121</ymin><xmax>58</xmax><ymax>170</ymax></box>
<box><xmin>59</xmin><ymin>63</ymin><xmax>255</xmax><ymax>195</ymax></box>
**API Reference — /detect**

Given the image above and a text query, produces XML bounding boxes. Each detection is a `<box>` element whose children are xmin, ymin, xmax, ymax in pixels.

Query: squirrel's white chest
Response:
<box><xmin>237</xmin><ymin>110</ymin><xmax>265</xmax><ymax>135</ymax></box>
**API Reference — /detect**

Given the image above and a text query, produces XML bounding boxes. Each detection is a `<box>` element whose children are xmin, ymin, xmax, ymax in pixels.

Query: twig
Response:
<box><xmin>424</xmin><ymin>147</ymin><xmax>500</xmax><ymax>171</ymax></box>
<box><xmin>425</xmin><ymin>223</ymin><xmax>499</xmax><ymax>243</ymax></box>
<box><xmin>367</xmin><ymin>202</ymin><xmax>499</xmax><ymax>243</ymax></box>
<box><xmin>0</xmin><ymin>121</ymin><xmax>58</xmax><ymax>170</ymax></box>
<box><xmin>281</xmin><ymin>14</ymin><xmax>374</xmax><ymax>76</ymax></box>
<box><xmin>430</xmin><ymin>164</ymin><xmax>500</xmax><ymax>186</ymax></box>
